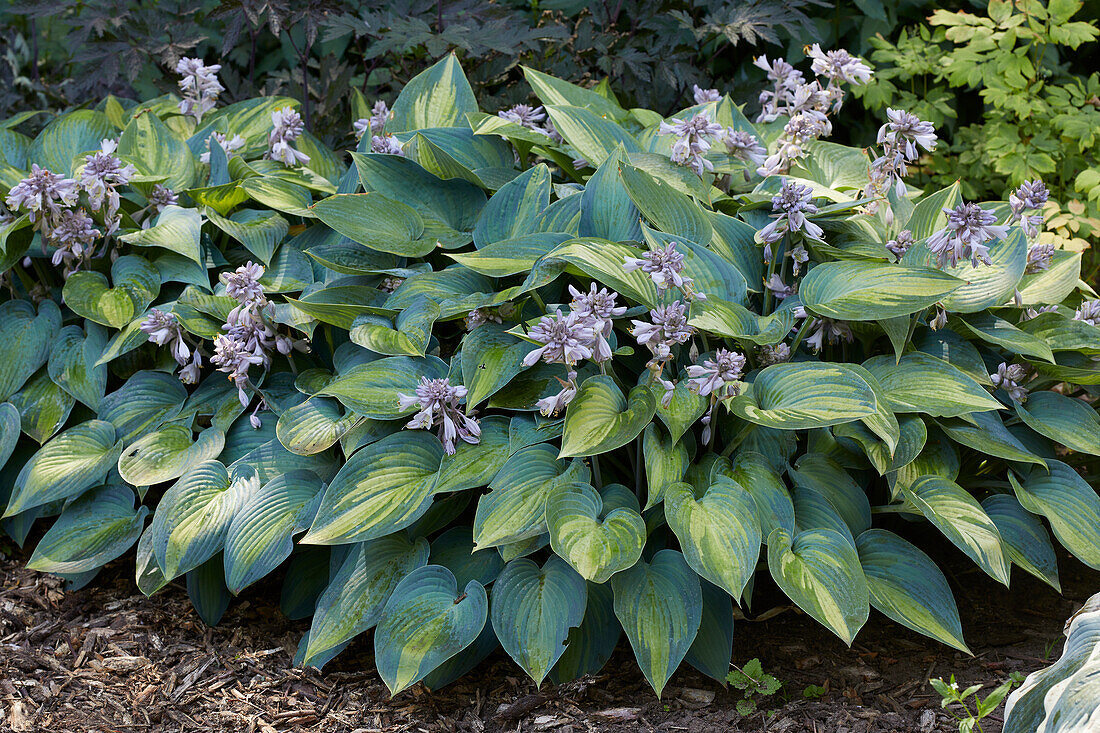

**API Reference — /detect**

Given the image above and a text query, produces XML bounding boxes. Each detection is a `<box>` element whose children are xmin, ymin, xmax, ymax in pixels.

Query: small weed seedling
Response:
<box><xmin>727</xmin><ymin>658</ymin><xmax>782</xmax><ymax>715</ymax></box>
<box><xmin>802</xmin><ymin>684</ymin><xmax>827</xmax><ymax>700</ymax></box>
<box><xmin>929</xmin><ymin>673</ymin><xmax>1024</xmax><ymax>733</ymax></box>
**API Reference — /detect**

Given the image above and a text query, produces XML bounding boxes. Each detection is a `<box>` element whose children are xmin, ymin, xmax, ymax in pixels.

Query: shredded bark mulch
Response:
<box><xmin>1</xmin><ymin>540</ymin><xmax>1096</xmax><ymax>733</ymax></box>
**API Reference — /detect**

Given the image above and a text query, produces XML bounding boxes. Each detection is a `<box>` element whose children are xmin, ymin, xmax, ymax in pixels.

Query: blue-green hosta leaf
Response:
<box><xmin>793</xmin><ymin>484</ymin><xmax>855</xmax><ymax>545</ymax></box>
<box><xmin>239</xmin><ymin>175</ymin><xmax>315</xmax><ymax>218</ymax></box>
<box><xmin>351</xmin><ymin>151</ymin><xmax>486</xmax><ymax>232</ymax></box>
<box><xmin>117</xmin><ymin>110</ymin><xmax>198</xmax><ymax>190</ymax></box>
<box><xmin>904</xmin><ymin>227</ymin><xmax>1026</xmax><ymax>313</ymax></box>
<box><xmin>1014</xmin><ymin>391</ymin><xmax>1100</xmax><ymax>457</ymax></box>
<box><xmin>0</xmin><ymin>402</ymin><xmax>19</xmax><ymax>473</ymax></box>
<box><xmin>223</xmin><ymin>470</ymin><xmax>324</xmax><ymax>593</ymax></box>
<box><xmin>48</xmin><ymin>323</ymin><xmax>108</xmax><ymax>410</ymax></box>
<box><xmin>302</xmin><ymin>431</ymin><xmax>443</xmax><ymax>545</ymax></box>
<box><xmin>280</xmin><ymin>546</ymin><xmax>330</xmax><ymax>622</ymax></box>
<box><xmin>639</xmin><ymin>227</ymin><xmax>748</xmax><ymax>305</ymax></box>
<box><xmin>789</xmin><ymin>453</ymin><xmax>871</xmax><ymax>535</ymax></box>
<box><xmin>388</xmin><ymin>54</ymin><xmax>478</xmax><ymax>132</ymax></box>
<box><xmin>665</xmin><ymin>477</ymin><xmax>761</xmax><ymax>598</ymax></box>
<box><xmin>11</xmin><ymin>370</ymin><xmax>74</xmax><ymax>444</ymax></box>
<box><xmin>548</xmin><ymin>238</ymin><xmax>662</xmax><ymax>306</ymax></box>
<box><xmin>446</xmin><ymin>233</ymin><xmax>570</xmax><ymax>276</ymax></box>
<box><xmin>767</xmin><ymin>527</ymin><xmax>870</xmax><ymax>645</ymax></box>
<box><xmin>855</xmin><ymin>529</ymin><xmax>969</xmax><ymax>653</ymax></box>
<box><xmin>862</xmin><ymin>352</ymin><xmax>1003</xmax><ymax>417</ymax></box>
<box><xmin>432</xmin><ymin>416</ymin><xmax>511</xmax><ymax>494</ymax></box>
<box><xmin>685</xmin><ymin>580</ymin><xmax>735</xmax><ymax>684</ymax></box>
<box><xmin>729</xmin><ymin>362</ymin><xmax>878</xmax><ymax>430</ymax></box>
<box><xmin>421</xmin><ymin>621</ymin><xmax>499</xmax><ymax>692</ymax></box>
<box><xmin>642</xmin><ymin>422</ymin><xmax>689</xmax><ymax>510</ymax></box>
<box><xmin>98</xmin><ymin>370</ymin><xmax>188</xmax><ymax>443</ymax></box>
<box><xmin>491</xmin><ymin>555</ymin><xmax>587</xmax><ymax>685</ymax></box>
<box><xmin>688</xmin><ymin>297</ymin><xmax>794</xmax><ymax>345</ymax></box>
<box><xmin>983</xmin><ymin>494</ymin><xmax>1060</xmax><ymax>592</ymax></box>
<box><xmin>731</xmin><ymin>451</ymin><xmax>795</xmax><ymax>541</ymax></box>
<box><xmin>135</xmin><ymin>524</ymin><xmax>169</xmax><ymax>596</ymax></box>
<box><xmin>429</xmin><ymin>527</ymin><xmax>503</xmax><ymax>589</ymax></box>
<box><xmin>118</xmin><ymin>425</ymin><xmax>226</xmax><ymax>487</ymax></box>
<box><xmin>1014</xmin><ymin>249</ymin><xmax>1081</xmax><ymax>305</ymax></box>
<box><xmin>834</xmin><ymin>414</ymin><xmax>927</xmax><ymax>475</ymax></box>
<box><xmin>1009</xmin><ymin>460</ymin><xmax>1100</xmax><ymax>571</ymax></box>
<box><xmin>522</xmin><ymin>67</ymin><xmax>626</xmax><ymax>122</ymax></box>
<box><xmin>472</xmin><ymin>443</ymin><xmax>590</xmax><ymax>549</ymax></box>
<box><xmin>459</xmin><ymin>324</ymin><xmax>531</xmax><ymax>409</ymax></box>
<box><xmin>4</xmin><ymin>419</ymin><xmax>123</xmax><ymax>517</ymax></box>
<box><xmin>799</xmin><ymin>261</ymin><xmax>964</xmax><ymax>321</ymax></box>
<box><xmin>544</xmin><ymin>105</ymin><xmax>641</xmax><ymax>167</ymax></box>
<box><xmin>936</xmin><ymin>411</ymin><xmax>1047</xmax><ymax>467</ymax></box>
<box><xmin>650</xmin><ymin>376</ymin><xmax>707</xmax><ymax>444</ymax></box>
<box><xmin>1019</xmin><ymin>311</ymin><xmax>1100</xmax><ymax>355</ymax></box>
<box><xmin>1003</xmin><ymin>590</ymin><xmax>1100</xmax><ymax>733</ymax></box>
<box><xmin>0</xmin><ymin>299</ymin><xmax>61</xmax><ymax>401</ymax></box>
<box><xmin>276</xmin><ymin>397</ymin><xmax>360</xmax><ymax>456</ymax></box>
<box><xmin>302</xmin><ymin>535</ymin><xmax>429</xmax><ymax>668</ymax></box>
<box><xmin>119</xmin><ymin>205</ymin><xmax>203</xmax><ymax>264</ymax></box>
<box><xmin>205</xmin><ymin>208</ymin><xmax>288</xmax><ymax>265</ymax></box>
<box><xmin>549</xmin><ymin>581</ymin><xmax>620</xmax><ymax>683</ymax></box>
<box><xmin>612</xmin><ymin>549</ymin><xmax>702</xmax><ymax>697</ymax></box>
<box><xmin>409</xmin><ymin>128</ymin><xmax>515</xmax><ymax>189</ymax></box>
<box><xmin>311</xmin><ymin>192</ymin><xmax>430</xmax><ymax>257</ymax></box>
<box><xmin>508</xmin><ymin>413</ymin><xmax>563</xmax><ymax>453</ymax></box>
<box><xmin>904</xmin><ymin>475</ymin><xmax>1009</xmax><ymax>584</ymax></box>
<box><xmin>473</xmin><ymin>164</ymin><xmax>551</xmax><ymax>248</ymax></box>
<box><xmin>579</xmin><ymin>148</ymin><xmax>643</xmax><ymax>242</ymax></box>
<box><xmin>917</xmin><ymin>328</ymin><xmax>994</xmax><ymax>385</ymax></box>
<box><xmin>384</xmin><ymin>266</ymin><xmax>495</xmax><ymax>317</ymax></box>
<box><xmin>619</xmin><ymin>162</ymin><xmax>711</xmax><ymax>245</ymax></box>
<box><xmin>545</xmin><ymin>482</ymin><xmax>645</xmax><ymax>583</ymax></box>
<box><xmin>560</xmin><ymin>376</ymin><xmax>656</xmax><ymax>458</ymax></box>
<box><xmin>318</xmin><ymin>355</ymin><xmax>448</xmax><ymax>418</ymax></box>
<box><xmin>150</xmin><ymin>460</ymin><xmax>257</xmax><ymax>580</ymax></box>
<box><xmin>955</xmin><ymin>312</ymin><xmax>1055</xmax><ymax>363</ymax></box>
<box><xmin>28</xmin><ymin>109</ymin><xmax>114</xmax><ymax>174</ymax></box>
<box><xmin>28</xmin><ymin>485</ymin><xmax>147</xmax><ymax>574</ymax></box>
<box><xmin>374</xmin><ymin>564</ymin><xmax>488</xmax><ymax>695</ymax></box>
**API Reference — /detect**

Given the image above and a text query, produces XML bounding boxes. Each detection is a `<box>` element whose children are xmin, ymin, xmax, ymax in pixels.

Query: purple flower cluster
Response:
<box><xmin>886</xmin><ymin>230</ymin><xmax>915</xmax><ymax>262</ymax></box>
<box><xmin>990</xmin><ymin>363</ymin><xmax>1029</xmax><ymax>403</ymax></box>
<box><xmin>354</xmin><ymin>101</ymin><xmax>391</xmax><ymax>139</ymax></box>
<box><xmin>397</xmin><ymin>377</ymin><xmax>481</xmax><ymax>455</ymax></box>
<box><xmin>658</xmin><ymin>112</ymin><xmax>724</xmax><ymax>177</ymax></box>
<box><xmin>80</xmin><ymin>139</ymin><xmax>136</xmax><ymax>234</ymax></box>
<box><xmin>200</xmin><ymin>132</ymin><xmax>245</xmax><ymax>165</ymax></box>
<box><xmin>176</xmin><ymin>58</ymin><xmax>223</xmax><ymax>123</ymax></box>
<box><xmin>868</xmin><ymin>109</ymin><xmax>937</xmax><ymax>210</ymax></box>
<box><xmin>927</xmin><ymin>202</ymin><xmax>1008</xmax><ymax>269</ymax></box>
<box><xmin>758</xmin><ymin>181</ymin><xmax>824</xmax><ymax>246</ymax></box>
<box><xmin>141</xmin><ymin>309</ymin><xmax>203</xmax><ymax>384</ymax></box>
<box><xmin>267</xmin><ymin>107</ymin><xmax>310</xmax><ymax>167</ymax></box>
<box><xmin>623</xmin><ymin>242</ymin><xmax>703</xmax><ymax>300</ymax></box>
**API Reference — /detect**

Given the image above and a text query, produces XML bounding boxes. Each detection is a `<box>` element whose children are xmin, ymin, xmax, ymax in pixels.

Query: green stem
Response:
<box><xmin>788</xmin><ymin>316</ymin><xmax>814</xmax><ymax>355</ymax></box>
<box><xmin>592</xmin><ymin>455</ymin><xmax>603</xmax><ymax>489</ymax></box>
<box><xmin>905</xmin><ymin>307</ymin><xmax>927</xmax><ymax>348</ymax></box>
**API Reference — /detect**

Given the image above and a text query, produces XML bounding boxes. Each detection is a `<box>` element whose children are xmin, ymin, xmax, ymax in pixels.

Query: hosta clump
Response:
<box><xmin>0</xmin><ymin>52</ymin><xmax>1098</xmax><ymax>699</ymax></box>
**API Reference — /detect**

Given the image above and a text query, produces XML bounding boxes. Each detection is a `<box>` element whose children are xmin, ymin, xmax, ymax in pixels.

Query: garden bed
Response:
<box><xmin>2</xmin><ymin>546</ymin><xmax>1094</xmax><ymax>733</ymax></box>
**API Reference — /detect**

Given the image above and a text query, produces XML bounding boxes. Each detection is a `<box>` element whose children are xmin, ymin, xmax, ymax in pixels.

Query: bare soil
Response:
<box><xmin>1</xmin><ymin>539</ymin><xmax>1096</xmax><ymax>733</ymax></box>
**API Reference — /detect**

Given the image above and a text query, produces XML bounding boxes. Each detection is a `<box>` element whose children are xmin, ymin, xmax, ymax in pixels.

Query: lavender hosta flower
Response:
<box><xmin>1074</xmin><ymin>300</ymin><xmax>1100</xmax><ymax>326</ymax></box>
<box><xmin>50</xmin><ymin>209</ymin><xmax>99</xmax><ymax>272</ymax></box>
<box><xmin>658</xmin><ymin>112</ymin><xmax>723</xmax><ymax>177</ymax></box>
<box><xmin>807</xmin><ymin>44</ymin><xmax>873</xmax><ymax>88</ymax></box>
<box><xmin>758</xmin><ymin>181</ymin><xmax>824</xmax><ymax>245</ymax></box>
<box><xmin>522</xmin><ymin>310</ymin><xmax>596</xmax><ymax>367</ymax></box>
<box><xmin>991</xmin><ymin>363</ymin><xmax>1030</xmax><ymax>403</ymax></box>
<box><xmin>6</xmin><ymin>164</ymin><xmax>79</xmax><ymax>225</ymax></box>
<box><xmin>1024</xmin><ymin>305</ymin><xmax>1058</xmax><ymax>320</ymax></box>
<box><xmin>267</xmin><ymin>107</ymin><xmax>310</xmax><ymax>167</ymax></box>
<box><xmin>355</xmin><ymin>100</ymin><xmax>391</xmax><ymax>139</ymax></box>
<box><xmin>1010</xmin><ymin>180</ymin><xmax>1049</xmax><ymax>239</ymax></box>
<box><xmin>465</xmin><ymin>308</ymin><xmax>502</xmax><ymax>331</ymax></box>
<box><xmin>757</xmin><ymin>111</ymin><xmax>830</xmax><ymax>176</ymax></box>
<box><xmin>929</xmin><ymin>307</ymin><xmax>949</xmax><ymax>331</ymax></box>
<box><xmin>379</xmin><ymin>276</ymin><xmax>404</xmax><ymax>293</ymax></box>
<box><xmin>788</xmin><ymin>244</ymin><xmax>809</xmax><ymax>276</ymax></box>
<box><xmin>498</xmin><ymin>104</ymin><xmax>547</xmax><ymax>129</ymax></box>
<box><xmin>877</xmin><ymin>109</ymin><xmax>937</xmax><ymax>161</ymax></box>
<box><xmin>199</xmin><ymin>132</ymin><xmax>245</xmax><ymax>164</ymax></box>
<box><xmin>212</xmin><ymin>331</ymin><xmax>269</xmax><ymax>405</ymax></box>
<box><xmin>623</xmin><ymin>242</ymin><xmax>701</xmax><ymax>298</ymax></box>
<box><xmin>176</xmin><ymin>57</ymin><xmax>223</xmax><ymax>123</ymax></box>
<box><xmin>720</xmin><ymin>129</ymin><xmax>767</xmax><ymax>167</ymax></box>
<box><xmin>927</xmin><ymin>203</ymin><xmax>1008</xmax><ymax>269</ymax></box>
<box><xmin>886</xmin><ymin>230</ymin><xmax>915</xmax><ymax>262</ymax></box>
<box><xmin>1026</xmin><ymin>243</ymin><xmax>1056</xmax><ymax>274</ymax></box>
<box><xmin>693</xmin><ymin>85</ymin><xmax>721</xmax><ymax>104</ymax></box>
<box><xmin>141</xmin><ymin>309</ymin><xmax>202</xmax><ymax>384</ymax></box>
<box><xmin>148</xmin><ymin>185</ymin><xmax>177</xmax><ymax>212</ymax></box>
<box><xmin>537</xmin><ymin>369</ymin><xmax>579</xmax><ymax>417</ymax></box>
<box><xmin>221</xmin><ymin>261</ymin><xmax>267</xmax><ymax>305</ymax></box>
<box><xmin>80</xmin><ymin>139</ymin><xmax>136</xmax><ymax>233</ymax></box>
<box><xmin>758</xmin><ymin>343</ymin><xmax>791</xmax><ymax>366</ymax></box>
<box><xmin>569</xmin><ymin>283</ymin><xmax>626</xmax><ymax>362</ymax></box>
<box><xmin>754</xmin><ymin>55</ymin><xmax>804</xmax><ymax>122</ymax></box>
<box><xmin>371</xmin><ymin>135</ymin><xmax>405</xmax><ymax>156</ymax></box>
<box><xmin>631</xmin><ymin>301</ymin><xmax>694</xmax><ymax>366</ymax></box>
<box><xmin>793</xmin><ymin>306</ymin><xmax>852</xmax><ymax>352</ymax></box>
<box><xmin>764</xmin><ymin>274</ymin><xmax>797</xmax><ymax>300</ymax></box>
<box><xmin>397</xmin><ymin>377</ymin><xmax>480</xmax><ymax>455</ymax></box>
<box><xmin>686</xmin><ymin>349</ymin><xmax>746</xmax><ymax>399</ymax></box>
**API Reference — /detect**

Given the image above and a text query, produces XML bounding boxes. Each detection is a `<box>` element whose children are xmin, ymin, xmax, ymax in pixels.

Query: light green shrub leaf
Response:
<box><xmin>545</xmin><ymin>482</ymin><xmax>645</xmax><ymax>583</ymax></box>
<box><xmin>560</xmin><ymin>376</ymin><xmax>656</xmax><ymax>457</ymax></box>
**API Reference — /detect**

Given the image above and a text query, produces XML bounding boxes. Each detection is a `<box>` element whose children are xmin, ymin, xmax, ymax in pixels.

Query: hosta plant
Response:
<box><xmin>0</xmin><ymin>52</ymin><xmax>1098</xmax><ymax>698</ymax></box>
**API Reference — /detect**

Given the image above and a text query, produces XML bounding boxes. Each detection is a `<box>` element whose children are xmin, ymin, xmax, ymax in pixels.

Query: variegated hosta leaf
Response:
<box><xmin>560</xmin><ymin>376</ymin><xmax>656</xmax><ymax>458</ymax></box>
<box><xmin>983</xmin><ymin>494</ymin><xmax>1061</xmax><ymax>592</ymax></box>
<box><xmin>349</xmin><ymin>297</ymin><xmax>440</xmax><ymax>356</ymax></box>
<box><xmin>684</xmin><ymin>580</ymin><xmax>735</xmax><ymax>683</ymax></box>
<box><xmin>903</xmin><ymin>475</ymin><xmax>1010</xmax><ymax>584</ymax></box>
<box><xmin>223</xmin><ymin>470</ymin><xmax>324</xmax><ymax>593</ymax></box>
<box><xmin>789</xmin><ymin>453</ymin><xmax>871</xmax><ymax>536</ymax></box>
<box><xmin>1009</xmin><ymin>460</ymin><xmax>1100</xmax><ymax>571</ymax></box>
<box><xmin>664</xmin><ymin>478</ymin><xmax>761</xmax><ymax>598</ymax></box>
<box><xmin>767</xmin><ymin>527</ymin><xmax>869</xmax><ymax>645</ymax></box>
<box><xmin>549</xmin><ymin>580</ymin><xmax>620</xmax><ymax>684</ymax></box>
<box><xmin>459</xmin><ymin>324</ymin><xmax>533</xmax><ymax>409</ymax></box>
<box><xmin>642</xmin><ymin>422</ymin><xmax>689</xmax><ymax>510</ymax></box>
<box><xmin>227</xmin><ymin>435</ymin><xmax>337</xmax><ymax>485</ymax></box>
<box><xmin>491</xmin><ymin>555</ymin><xmax>587</xmax><ymax>686</ymax></box>
<box><xmin>688</xmin><ymin>296</ymin><xmax>794</xmax><ymax>344</ymax></box>
<box><xmin>730</xmin><ymin>451</ymin><xmax>795</xmax><ymax>541</ymax></box>
<box><xmin>388</xmin><ymin>55</ymin><xmax>478</xmax><ymax>132</ymax></box>
<box><xmin>373</xmin><ymin>564</ymin><xmax>488</xmax><ymax>696</ymax></box>
<box><xmin>1013</xmin><ymin>391</ymin><xmax>1100</xmax><ymax>457</ymax></box>
<box><xmin>1003</xmin><ymin>590</ymin><xmax>1100</xmax><ymax>733</ymax></box>
<box><xmin>318</xmin><ymin>355</ymin><xmax>449</xmax><ymax>418</ymax></box>
<box><xmin>4</xmin><ymin>419</ymin><xmax>124</xmax><ymax>517</ymax></box>
<box><xmin>275</xmin><ymin>397</ymin><xmax>360</xmax><ymax>456</ymax></box>
<box><xmin>135</xmin><ymin>525</ymin><xmax>169</xmax><ymax>596</ymax></box>
<box><xmin>729</xmin><ymin>362</ymin><xmax>878</xmax><ymax>430</ymax></box>
<box><xmin>855</xmin><ymin>529</ymin><xmax>969</xmax><ymax>653</ymax></box>
<box><xmin>936</xmin><ymin>411</ymin><xmax>1047</xmax><ymax>467</ymax></box>
<box><xmin>118</xmin><ymin>425</ymin><xmax>226</xmax><ymax>487</ymax></box>
<box><xmin>429</xmin><ymin>527</ymin><xmax>503</xmax><ymax>588</ymax></box>
<box><xmin>48</xmin><ymin>323</ymin><xmax>108</xmax><ymax>410</ymax></box>
<box><xmin>28</xmin><ymin>485</ymin><xmax>147</xmax><ymax>574</ymax></box>
<box><xmin>150</xmin><ymin>460</ymin><xmax>257</xmax><ymax>581</ymax></box>
<box><xmin>862</xmin><ymin>352</ymin><xmax>1003</xmax><ymax>418</ymax></box>
<box><xmin>0</xmin><ymin>299</ymin><xmax>61</xmax><ymax>402</ymax></box>
<box><xmin>544</xmin><ymin>482</ymin><xmax>645</xmax><ymax>583</ymax></box>
<box><xmin>433</xmin><ymin>415</ymin><xmax>511</xmax><ymax>494</ymax></box>
<box><xmin>10</xmin><ymin>369</ymin><xmax>74</xmax><ymax>444</ymax></box>
<box><xmin>302</xmin><ymin>431</ymin><xmax>443</xmax><ymax>545</ymax></box>
<box><xmin>302</xmin><ymin>535</ymin><xmax>429</xmax><ymax>668</ymax></box>
<box><xmin>0</xmin><ymin>402</ymin><xmax>20</xmax><ymax>473</ymax></box>
<box><xmin>799</xmin><ymin>260</ymin><xmax>964</xmax><ymax>321</ymax></box>
<box><xmin>98</xmin><ymin>370</ymin><xmax>188</xmax><ymax>443</ymax></box>
<box><xmin>793</xmin><ymin>484</ymin><xmax>855</xmax><ymax>546</ymax></box>
<box><xmin>62</xmin><ymin>255</ymin><xmax>159</xmax><ymax>328</ymax></box>
<box><xmin>186</xmin><ymin>554</ymin><xmax>231</xmax><ymax>627</ymax></box>
<box><xmin>472</xmin><ymin>443</ymin><xmax>590</xmax><ymax>549</ymax></box>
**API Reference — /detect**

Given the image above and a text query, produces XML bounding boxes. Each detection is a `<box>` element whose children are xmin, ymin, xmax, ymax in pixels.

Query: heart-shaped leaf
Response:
<box><xmin>767</xmin><ymin>527</ymin><xmax>869</xmax><ymax>645</ymax></box>
<box><xmin>0</xmin><ymin>299</ymin><xmax>61</xmax><ymax>401</ymax></box>
<box><xmin>491</xmin><ymin>555</ymin><xmax>587</xmax><ymax>685</ymax></box>
<box><xmin>118</xmin><ymin>425</ymin><xmax>226</xmax><ymax>487</ymax></box>
<box><xmin>684</xmin><ymin>580</ymin><xmax>734</xmax><ymax>683</ymax></box>
<box><xmin>799</xmin><ymin>261</ymin><xmax>964</xmax><ymax>321</ymax></box>
<box><xmin>863</xmin><ymin>352</ymin><xmax>1003</xmax><ymax>417</ymax></box>
<box><xmin>120</xmin><ymin>205</ymin><xmax>203</xmax><ymax>264</ymax></box>
<box><xmin>312</xmin><ymin>192</ymin><xmax>428</xmax><ymax>256</ymax></box>
<box><xmin>560</xmin><ymin>376</ymin><xmax>656</xmax><ymax>458</ymax></box>
<box><xmin>28</xmin><ymin>484</ymin><xmax>147</xmax><ymax>574</ymax></box>
<box><xmin>276</xmin><ymin>397</ymin><xmax>360</xmax><ymax>456</ymax></box>
<box><xmin>63</xmin><ymin>270</ymin><xmax>136</xmax><ymax>328</ymax></box>
<box><xmin>731</xmin><ymin>451</ymin><xmax>795</xmax><ymax>541</ymax></box>
<box><xmin>1014</xmin><ymin>391</ymin><xmax>1100</xmax><ymax>457</ymax></box>
<box><xmin>98</xmin><ymin>370</ymin><xmax>188</xmax><ymax>443</ymax></box>
<box><xmin>549</xmin><ymin>581</ymin><xmax>620</xmax><ymax>683</ymax></box>
<box><xmin>545</xmin><ymin>482</ymin><xmax>645</xmax><ymax>583</ymax></box>
<box><xmin>10</xmin><ymin>369</ymin><xmax>74</xmax><ymax>444</ymax></box>
<box><xmin>373</xmin><ymin>564</ymin><xmax>488</xmax><ymax>695</ymax></box>
<box><xmin>729</xmin><ymin>362</ymin><xmax>878</xmax><ymax>430</ymax></box>
<box><xmin>642</xmin><ymin>422</ymin><xmax>689</xmax><ymax>510</ymax></box>
<box><xmin>48</xmin><ymin>323</ymin><xmax>108</xmax><ymax>410</ymax></box>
